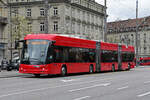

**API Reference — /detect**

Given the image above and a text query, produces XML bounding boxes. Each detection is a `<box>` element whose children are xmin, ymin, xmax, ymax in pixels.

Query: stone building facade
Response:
<box><xmin>0</xmin><ymin>1</ymin><xmax>8</xmax><ymax>63</ymax></box>
<box><xmin>1</xmin><ymin>0</ymin><xmax>105</xmax><ymax>60</ymax></box>
<box><xmin>8</xmin><ymin>0</ymin><xmax>105</xmax><ymax>40</ymax></box>
<box><xmin>107</xmin><ymin>16</ymin><xmax>150</xmax><ymax>57</ymax></box>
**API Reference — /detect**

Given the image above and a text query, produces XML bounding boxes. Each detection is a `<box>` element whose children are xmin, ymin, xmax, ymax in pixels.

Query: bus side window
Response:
<box><xmin>63</xmin><ymin>48</ymin><xmax>69</xmax><ymax>62</ymax></box>
<box><xmin>46</xmin><ymin>46</ymin><xmax>55</xmax><ymax>64</ymax></box>
<box><xmin>53</xmin><ymin>47</ymin><xmax>63</xmax><ymax>63</ymax></box>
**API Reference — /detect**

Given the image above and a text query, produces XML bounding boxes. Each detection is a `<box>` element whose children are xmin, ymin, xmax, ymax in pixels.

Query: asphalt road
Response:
<box><xmin>0</xmin><ymin>66</ymin><xmax>150</xmax><ymax>100</ymax></box>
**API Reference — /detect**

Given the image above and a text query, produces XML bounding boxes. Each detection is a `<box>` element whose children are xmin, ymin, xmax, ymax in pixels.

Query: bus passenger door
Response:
<box><xmin>96</xmin><ymin>42</ymin><xmax>101</xmax><ymax>72</ymax></box>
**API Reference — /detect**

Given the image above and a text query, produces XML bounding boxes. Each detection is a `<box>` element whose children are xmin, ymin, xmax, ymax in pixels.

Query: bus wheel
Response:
<box><xmin>34</xmin><ymin>74</ymin><xmax>40</xmax><ymax>77</ymax></box>
<box><xmin>61</xmin><ymin>66</ymin><xmax>67</xmax><ymax>76</ymax></box>
<box><xmin>112</xmin><ymin>65</ymin><xmax>115</xmax><ymax>72</ymax></box>
<box><xmin>89</xmin><ymin>65</ymin><xmax>94</xmax><ymax>74</ymax></box>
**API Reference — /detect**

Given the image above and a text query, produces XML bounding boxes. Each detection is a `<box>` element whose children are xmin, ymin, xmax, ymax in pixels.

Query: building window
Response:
<box><xmin>13</xmin><ymin>8</ymin><xmax>18</xmax><ymax>17</ymax></box>
<box><xmin>14</xmin><ymin>25</ymin><xmax>18</xmax><ymax>33</ymax></box>
<box><xmin>53</xmin><ymin>7</ymin><xmax>58</xmax><ymax>15</ymax></box>
<box><xmin>78</xmin><ymin>23</ymin><xmax>80</xmax><ymax>33</ymax></box>
<box><xmin>77</xmin><ymin>9</ymin><xmax>80</xmax><ymax>19</ymax></box>
<box><xmin>40</xmin><ymin>22</ymin><xmax>45</xmax><ymax>32</ymax></box>
<box><xmin>40</xmin><ymin>8</ymin><xmax>45</xmax><ymax>16</ymax></box>
<box><xmin>27</xmin><ymin>23</ymin><xmax>32</xmax><ymax>32</ymax></box>
<box><xmin>72</xmin><ymin>21</ymin><xmax>75</xmax><ymax>33</ymax></box>
<box><xmin>26</xmin><ymin>8</ymin><xmax>31</xmax><ymax>17</ymax></box>
<box><xmin>82</xmin><ymin>11</ymin><xmax>85</xmax><ymax>20</ymax></box>
<box><xmin>83</xmin><ymin>24</ymin><xmax>85</xmax><ymax>33</ymax></box>
<box><xmin>72</xmin><ymin>8</ymin><xmax>75</xmax><ymax>17</ymax></box>
<box><xmin>144</xmin><ymin>47</ymin><xmax>147</xmax><ymax>53</ymax></box>
<box><xmin>54</xmin><ymin>21</ymin><xmax>58</xmax><ymax>31</ymax></box>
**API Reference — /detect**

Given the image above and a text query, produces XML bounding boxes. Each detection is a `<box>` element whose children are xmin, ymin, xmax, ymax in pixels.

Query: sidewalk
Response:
<box><xmin>0</xmin><ymin>70</ymin><xmax>27</xmax><ymax>78</ymax></box>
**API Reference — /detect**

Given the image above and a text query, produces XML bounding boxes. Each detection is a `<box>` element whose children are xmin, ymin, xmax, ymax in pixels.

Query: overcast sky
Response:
<box><xmin>96</xmin><ymin>0</ymin><xmax>150</xmax><ymax>22</ymax></box>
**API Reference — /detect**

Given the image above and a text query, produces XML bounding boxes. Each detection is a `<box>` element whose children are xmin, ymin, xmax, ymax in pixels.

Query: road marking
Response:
<box><xmin>144</xmin><ymin>81</ymin><xmax>150</xmax><ymax>84</ymax></box>
<box><xmin>138</xmin><ymin>91</ymin><xmax>150</xmax><ymax>97</ymax></box>
<box><xmin>69</xmin><ymin>83</ymin><xmax>111</xmax><ymax>92</ymax></box>
<box><xmin>0</xmin><ymin>79</ymin><xmax>111</xmax><ymax>98</ymax></box>
<box><xmin>117</xmin><ymin>86</ymin><xmax>129</xmax><ymax>90</ymax></box>
<box><xmin>61</xmin><ymin>79</ymin><xmax>81</xmax><ymax>82</ymax></box>
<box><xmin>74</xmin><ymin>96</ymin><xmax>90</xmax><ymax>100</ymax></box>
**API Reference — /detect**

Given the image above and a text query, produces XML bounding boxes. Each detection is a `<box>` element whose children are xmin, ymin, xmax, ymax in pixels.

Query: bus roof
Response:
<box><xmin>24</xmin><ymin>34</ymin><xmax>96</xmax><ymax>49</ymax></box>
<box><xmin>101</xmin><ymin>42</ymin><xmax>118</xmax><ymax>51</ymax></box>
<box><xmin>24</xmin><ymin>34</ymin><xmax>134</xmax><ymax>51</ymax></box>
<box><xmin>122</xmin><ymin>45</ymin><xmax>135</xmax><ymax>52</ymax></box>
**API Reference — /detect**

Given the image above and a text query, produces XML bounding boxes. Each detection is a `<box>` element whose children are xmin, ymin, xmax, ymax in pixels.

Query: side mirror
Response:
<box><xmin>46</xmin><ymin>55</ymin><xmax>53</xmax><ymax>64</ymax></box>
<box><xmin>48</xmin><ymin>55</ymin><xmax>53</xmax><ymax>60</ymax></box>
<box><xmin>51</xmin><ymin>41</ymin><xmax>56</xmax><ymax>47</ymax></box>
<box><xmin>52</xmin><ymin>41</ymin><xmax>56</xmax><ymax>44</ymax></box>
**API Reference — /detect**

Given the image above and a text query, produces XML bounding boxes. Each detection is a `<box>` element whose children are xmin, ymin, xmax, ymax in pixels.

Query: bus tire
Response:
<box><xmin>34</xmin><ymin>74</ymin><xmax>40</xmax><ymax>77</ymax></box>
<box><xmin>61</xmin><ymin>66</ymin><xmax>67</xmax><ymax>76</ymax></box>
<box><xmin>112</xmin><ymin>65</ymin><xmax>115</xmax><ymax>72</ymax></box>
<box><xmin>89</xmin><ymin>65</ymin><xmax>94</xmax><ymax>74</ymax></box>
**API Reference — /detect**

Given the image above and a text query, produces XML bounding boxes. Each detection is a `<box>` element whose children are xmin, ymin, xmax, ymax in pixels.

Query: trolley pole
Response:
<box><xmin>135</xmin><ymin>0</ymin><xmax>139</xmax><ymax>67</ymax></box>
<box><xmin>44</xmin><ymin>0</ymin><xmax>49</xmax><ymax>33</ymax></box>
<box><xmin>104</xmin><ymin>0</ymin><xmax>107</xmax><ymax>42</ymax></box>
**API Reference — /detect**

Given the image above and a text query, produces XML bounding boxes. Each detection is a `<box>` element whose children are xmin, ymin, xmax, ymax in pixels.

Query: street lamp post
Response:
<box><xmin>135</xmin><ymin>0</ymin><xmax>139</xmax><ymax>67</ymax></box>
<box><xmin>104</xmin><ymin>0</ymin><xmax>107</xmax><ymax>42</ymax></box>
<box><xmin>44</xmin><ymin>0</ymin><xmax>49</xmax><ymax>33</ymax></box>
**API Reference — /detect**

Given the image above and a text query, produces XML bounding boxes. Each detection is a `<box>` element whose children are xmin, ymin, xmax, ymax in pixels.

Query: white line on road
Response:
<box><xmin>117</xmin><ymin>86</ymin><xmax>129</xmax><ymax>90</ymax></box>
<box><xmin>74</xmin><ymin>96</ymin><xmax>90</xmax><ymax>100</ymax></box>
<box><xmin>0</xmin><ymin>79</ymin><xmax>111</xmax><ymax>98</ymax></box>
<box><xmin>69</xmin><ymin>83</ymin><xmax>111</xmax><ymax>92</ymax></box>
<box><xmin>61</xmin><ymin>79</ymin><xmax>81</xmax><ymax>82</ymax></box>
<box><xmin>144</xmin><ymin>81</ymin><xmax>150</xmax><ymax>84</ymax></box>
<box><xmin>137</xmin><ymin>91</ymin><xmax>150</xmax><ymax>97</ymax></box>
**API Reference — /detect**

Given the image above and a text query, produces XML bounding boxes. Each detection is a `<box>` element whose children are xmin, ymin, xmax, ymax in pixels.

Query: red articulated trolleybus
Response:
<box><xmin>17</xmin><ymin>34</ymin><xmax>135</xmax><ymax>77</ymax></box>
<box><xmin>139</xmin><ymin>57</ymin><xmax>150</xmax><ymax>66</ymax></box>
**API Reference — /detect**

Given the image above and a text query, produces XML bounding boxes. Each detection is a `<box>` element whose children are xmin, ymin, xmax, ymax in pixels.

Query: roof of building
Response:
<box><xmin>107</xmin><ymin>16</ymin><xmax>150</xmax><ymax>33</ymax></box>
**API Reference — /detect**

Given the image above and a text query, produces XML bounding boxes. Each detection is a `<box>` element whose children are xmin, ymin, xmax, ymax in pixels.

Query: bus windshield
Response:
<box><xmin>21</xmin><ymin>40</ymin><xmax>50</xmax><ymax>65</ymax></box>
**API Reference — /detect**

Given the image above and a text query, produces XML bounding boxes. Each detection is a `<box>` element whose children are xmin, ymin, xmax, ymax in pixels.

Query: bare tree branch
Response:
<box><xmin>0</xmin><ymin>0</ymin><xmax>7</xmax><ymax>6</ymax></box>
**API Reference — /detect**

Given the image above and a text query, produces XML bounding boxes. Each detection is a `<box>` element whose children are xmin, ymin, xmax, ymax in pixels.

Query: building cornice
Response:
<box><xmin>9</xmin><ymin>0</ymin><xmax>70</xmax><ymax>6</ymax></box>
<box><xmin>71</xmin><ymin>3</ymin><xmax>104</xmax><ymax>16</ymax></box>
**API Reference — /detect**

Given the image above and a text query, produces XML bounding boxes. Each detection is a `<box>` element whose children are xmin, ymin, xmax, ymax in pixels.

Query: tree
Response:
<box><xmin>11</xmin><ymin>15</ymin><xmax>31</xmax><ymax>41</ymax></box>
<box><xmin>0</xmin><ymin>0</ymin><xmax>7</xmax><ymax>6</ymax></box>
